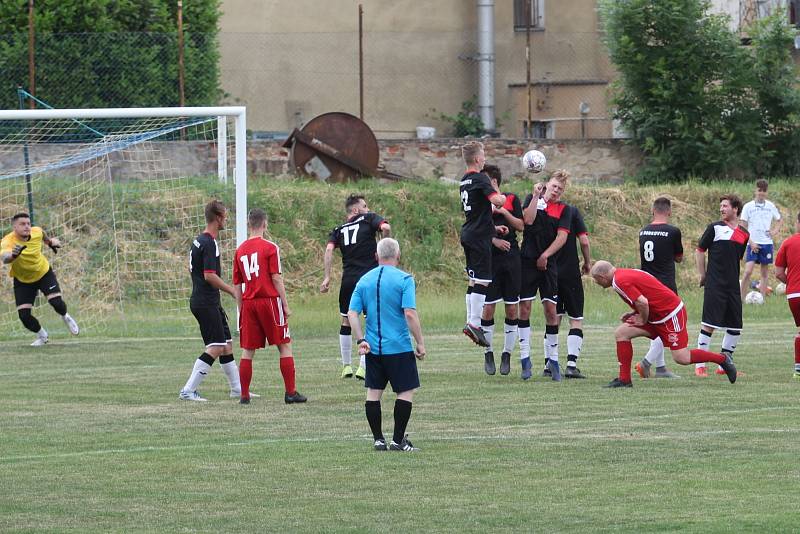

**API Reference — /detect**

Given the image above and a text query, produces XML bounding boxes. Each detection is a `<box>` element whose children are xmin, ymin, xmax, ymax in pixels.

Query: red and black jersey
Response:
<box><xmin>697</xmin><ymin>221</ymin><xmax>749</xmax><ymax>290</ymax></box>
<box><xmin>557</xmin><ymin>204</ymin><xmax>588</xmax><ymax>279</ymax></box>
<box><xmin>233</xmin><ymin>236</ymin><xmax>281</xmax><ymax>299</ymax></box>
<box><xmin>189</xmin><ymin>231</ymin><xmax>221</xmax><ymax>307</ymax></box>
<box><xmin>612</xmin><ymin>268</ymin><xmax>683</xmax><ymax>324</ymax></box>
<box><xmin>776</xmin><ymin>234</ymin><xmax>800</xmax><ymax>297</ymax></box>
<box><xmin>520</xmin><ymin>195</ymin><xmax>572</xmax><ymax>265</ymax></box>
<box><xmin>460</xmin><ymin>171</ymin><xmax>500</xmax><ymax>243</ymax></box>
<box><xmin>639</xmin><ymin>223</ymin><xmax>683</xmax><ymax>293</ymax></box>
<box><xmin>491</xmin><ymin>192</ymin><xmax>523</xmax><ymax>256</ymax></box>
<box><xmin>328</xmin><ymin>211</ymin><xmax>387</xmax><ymax>276</ymax></box>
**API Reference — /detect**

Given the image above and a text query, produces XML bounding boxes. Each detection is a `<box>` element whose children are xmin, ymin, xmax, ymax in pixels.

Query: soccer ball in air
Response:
<box><xmin>745</xmin><ymin>290</ymin><xmax>764</xmax><ymax>305</ymax></box>
<box><xmin>521</xmin><ymin>149</ymin><xmax>546</xmax><ymax>174</ymax></box>
<box><xmin>775</xmin><ymin>282</ymin><xmax>786</xmax><ymax>295</ymax></box>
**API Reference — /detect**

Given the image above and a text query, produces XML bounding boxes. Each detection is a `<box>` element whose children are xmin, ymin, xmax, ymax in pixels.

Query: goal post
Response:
<box><xmin>0</xmin><ymin>106</ymin><xmax>248</xmax><ymax>339</ymax></box>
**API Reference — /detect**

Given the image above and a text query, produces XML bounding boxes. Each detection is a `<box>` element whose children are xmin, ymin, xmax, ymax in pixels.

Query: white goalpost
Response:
<box><xmin>0</xmin><ymin>106</ymin><xmax>248</xmax><ymax>339</ymax></box>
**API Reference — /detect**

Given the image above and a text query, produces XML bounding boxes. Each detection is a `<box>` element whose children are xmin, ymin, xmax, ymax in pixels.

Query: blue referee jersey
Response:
<box><xmin>349</xmin><ymin>264</ymin><xmax>416</xmax><ymax>355</ymax></box>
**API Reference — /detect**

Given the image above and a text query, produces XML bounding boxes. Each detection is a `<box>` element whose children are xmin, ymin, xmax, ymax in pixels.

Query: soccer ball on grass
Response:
<box><xmin>744</xmin><ymin>290</ymin><xmax>764</xmax><ymax>305</ymax></box>
<box><xmin>775</xmin><ymin>282</ymin><xmax>786</xmax><ymax>295</ymax></box>
<box><xmin>521</xmin><ymin>149</ymin><xmax>546</xmax><ymax>174</ymax></box>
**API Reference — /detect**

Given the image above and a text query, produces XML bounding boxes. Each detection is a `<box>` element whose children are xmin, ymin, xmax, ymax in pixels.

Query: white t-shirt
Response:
<box><xmin>741</xmin><ymin>199</ymin><xmax>780</xmax><ymax>245</ymax></box>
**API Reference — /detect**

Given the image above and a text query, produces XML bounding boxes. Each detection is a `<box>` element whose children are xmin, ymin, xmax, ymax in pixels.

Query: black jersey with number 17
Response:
<box><xmin>189</xmin><ymin>231</ymin><xmax>222</xmax><ymax>307</ymax></box>
<box><xmin>460</xmin><ymin>171</ymin><xmax>499</xmax><ymax>242</ymax></box>
<box><xmin>639</xmin><ymin>223</ymin><xmax>683</xmax><ymax>293</ymax></box>
<box><xmin>328</xmin><ymin>211</ymin><xmax>387</xmax><ymax>275</ymax></box>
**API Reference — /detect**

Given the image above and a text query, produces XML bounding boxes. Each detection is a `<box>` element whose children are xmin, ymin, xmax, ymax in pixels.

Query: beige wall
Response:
<box><xmin>219</xmin><ymin>0</ymin><xmax>611</xmax><ymax>138</ymax></box>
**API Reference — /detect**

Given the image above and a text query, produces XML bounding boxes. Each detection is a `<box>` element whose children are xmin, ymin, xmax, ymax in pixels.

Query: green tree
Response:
<box><xmin>600</xmin><ymin>0</ymin><xmax>763</xmax><ymax>181</ymax></box>
<box><xmin>749</xmin><ymin>14</ymin><xmax>800</xmax><ymax>177</ymax></box>
<box><xmin>0</xmin><ymin>0</ymin><xmax>220</xmax><ymax>109</ymax></box>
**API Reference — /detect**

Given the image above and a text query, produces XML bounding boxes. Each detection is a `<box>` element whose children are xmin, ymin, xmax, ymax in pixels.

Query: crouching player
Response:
<box><xmin>233</xmin><ymin>208</ymin><xmax>306</xmax><ymax>404</ymax></box>
<box><xmin>590</xmin><ymin>260</ymin><xmax>737</xmax><ymax>387</ymax></box>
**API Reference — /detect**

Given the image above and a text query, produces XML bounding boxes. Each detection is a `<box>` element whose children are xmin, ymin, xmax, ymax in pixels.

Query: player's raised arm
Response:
<box><xmin>380</xmin><ymin>221</ymin><xmax>391</xmax><ymax>238</ymax></box>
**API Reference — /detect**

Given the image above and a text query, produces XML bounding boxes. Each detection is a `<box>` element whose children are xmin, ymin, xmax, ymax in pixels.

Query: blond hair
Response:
<box><xmin>550</xmin><ymin>169</ymin><xmax>570</xmax><ymax>185</ymax></box>
<box><xmin>461</xmin><ymin>141</ymin><xmax>485</xmax><ymax>165</ymax></box>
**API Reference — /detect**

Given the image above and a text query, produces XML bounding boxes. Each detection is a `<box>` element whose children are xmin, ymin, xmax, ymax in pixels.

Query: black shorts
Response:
<box><xmin>486</xmin><ymin>252</ymin><xmax>521</xmax><ymax>305</ymax></box>
<box><xmin>461</xmin><ymin>238</ymin><xmax>493</xmax><ymax>284</ymax></box>
<box><xmin>339</xmin><ymin>271</ymin><xmax>367</xmax><ymax>316</ymax></box>
<box><xmin>365</xmin><ymin>351</ymin><xmax>420</xmax><ymax>393</ymax></box>
<box><xmin>190</xmin><ymin>305</ymin><xmax>232</xmax><ymax>347</ymax></box>
<box><xmin>701</xmin><ymin>286</ymin><xmax>742</xmax><ymax>330</ymax></box>
<box><xmin>13</xmin><ymin>268</ymin><xmax>61</xmax><ymax>307</ymax></box>
<box><xmin>520</xmin><ymin>261</ymin><xmax>558</xmax><ymax>304</ymax></box>
<box><xmin>556</xmin><ymin>275</ymin><xmax>584</xmax><ymax>319</ymax></box>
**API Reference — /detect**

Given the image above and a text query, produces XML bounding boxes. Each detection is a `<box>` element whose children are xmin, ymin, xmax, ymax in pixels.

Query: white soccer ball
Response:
<box><xmin>745</xmin><ymin>290</ymin><xmax>764</xmax><ymax>305</ymax></box>
<box><xmin>775</xmin><ymin>282</ymin><xmax>786</xmax><ymax>295</ymax></box>
<box><xmin>521</xmin><ymin>149</ymin><xmax>547</xmax><ymax>174</ymax></box>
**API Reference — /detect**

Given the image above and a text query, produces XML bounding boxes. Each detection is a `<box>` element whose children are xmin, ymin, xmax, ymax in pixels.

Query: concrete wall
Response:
<box><xmin>218</xmin><ymin>0</ymin><xmax>612</xmax><ymax>137</ymax></box>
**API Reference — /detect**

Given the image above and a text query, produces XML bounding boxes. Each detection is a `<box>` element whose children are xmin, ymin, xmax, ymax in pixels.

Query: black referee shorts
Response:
<box><xmin>556</xmin><ymin>274</ymin><xmax>584</xmax><ymax>320</ymax></box>
<box><xmin>190</xmin><ymin>305</ymin><xmax>232</xmax><ymax>347</ymax></box>
<box><xmin>365</xmin><ymin>351</ymin><xmax>420</xmax><ymax>393</ymax></box>
<box><xmin>13</xmin><ymin>268</ymin><xmax>61</xmax><ymax>307</ymax></box>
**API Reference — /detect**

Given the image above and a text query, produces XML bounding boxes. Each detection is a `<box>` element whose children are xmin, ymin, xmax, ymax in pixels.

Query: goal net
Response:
<box><xmin>0</xmin><ymin>107</ymin><xmax>247</xmax><ymax>340</ymax></box>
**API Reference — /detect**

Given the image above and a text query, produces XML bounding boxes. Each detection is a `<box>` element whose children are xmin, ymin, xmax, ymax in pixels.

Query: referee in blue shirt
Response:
<box><xmin>348</xmin><ymin>238</ymin><xmax>426</xmax><ymax>452</ymax></box>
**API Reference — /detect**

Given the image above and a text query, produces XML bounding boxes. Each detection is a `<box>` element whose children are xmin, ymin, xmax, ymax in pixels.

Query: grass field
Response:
<box><xmin>1</xmin><ymin>289</ymin><xmax>799</xmax><ymax>532</ymax></box>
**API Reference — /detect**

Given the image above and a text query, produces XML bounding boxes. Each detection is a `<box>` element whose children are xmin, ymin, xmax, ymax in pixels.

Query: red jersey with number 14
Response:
<box><xmin>612</xmin><ymin>268</ymin><xmax>683</xmax><ymax>324</ymax></box>
<box><xmin>232</xmin><ymin>237</ymin><xmax>281</xmax><ymax>299</ymax></box>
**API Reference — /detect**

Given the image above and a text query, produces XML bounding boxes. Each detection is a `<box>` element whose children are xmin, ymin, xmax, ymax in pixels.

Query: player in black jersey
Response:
<box><xmin>179</xmin><ymin>200</ymin><xmax>243</xmax><ymax>402</ymax></box>
<box><xmin>695</xmin><ymin>194</ymin><xmax>749</xmax><ymax>377</ymax></box>
<box><xmin>519</xmin><ymin>169</ymin><xmax>572</xmax><ymax>381</ymax></box>
<box><xmin>634</xmin><ymin>197</ymin><xmax>683</xmax><ymax>379</ymax></box>
<box><xmin>552</xmin><ymin>203</ymin><xmax>592</xmax><ymax>379</ymax></box>
<box><xmin>459</xmin><ymin>142</ymin><xmax>506</xmax><ymax>347</ymax></box>
<box><xmin>478</xmin><ymin>164</ymin><xmax>524</xmax><ymax>376</ymax></box>
<box><xmin>321</xmin><ymin>194</ymin><xmax>391</xmax><ymax>379</ymax></box>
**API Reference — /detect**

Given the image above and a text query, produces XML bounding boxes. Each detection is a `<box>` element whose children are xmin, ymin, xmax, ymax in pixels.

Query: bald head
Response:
<box><xmin>590</xmin><ymin>260</ymin><xmax>616</xmax><ymax>288</ymax></box>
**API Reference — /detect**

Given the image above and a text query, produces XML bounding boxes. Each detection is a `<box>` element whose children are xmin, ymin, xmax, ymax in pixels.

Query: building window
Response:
<box><xmin>791</xmin><ymin>0</ymin><xmax>799</xmax><ymax>27</ymax></box>
<box><xmin>531</xmin><ymin>121</ymin><xmax>553</xmax><ymax>139</ymax></box>
<box><xmin>514</xmin><ymin>0</ymin><xmax>544</xmax><ymax>31</ymax></box>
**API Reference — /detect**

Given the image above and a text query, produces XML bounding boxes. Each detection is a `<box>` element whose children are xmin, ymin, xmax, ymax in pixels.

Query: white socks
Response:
<box><xmin>340</xmin><ymin>334</ymin><xmax>353</xmax><ymax>365</ymax></box>
<box><xmin>183</xmin><ymin>358</ymin><xmax>211</xmax><ymax>393</ymax></box>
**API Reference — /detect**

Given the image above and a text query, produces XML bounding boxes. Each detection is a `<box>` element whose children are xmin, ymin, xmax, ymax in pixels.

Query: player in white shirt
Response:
<box><xmin>740</xmin><ymin>179</ymin><xmax>782</xmax><ymax>299</ymax></box>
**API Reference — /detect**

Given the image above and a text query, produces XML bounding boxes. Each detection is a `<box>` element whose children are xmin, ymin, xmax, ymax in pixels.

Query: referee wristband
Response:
<box><xmin>356</xmin><ymin>338</ymin><xmax>366</xmax><ymax>344</ymax></box>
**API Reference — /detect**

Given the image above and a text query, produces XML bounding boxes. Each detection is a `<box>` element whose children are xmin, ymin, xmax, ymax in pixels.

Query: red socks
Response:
<box><xmin>239</xmin><ymin>358</ymin><xmax>252</xmax><ymax>398</ymax></box>
<box><xmin>690</xmin><ymin>349</ymin><xmax>725</xmax><ymax>365</ymax></box>
<box><xmin>795</xmin><ymin>336</ymin><xmax>800</xmax><ymax>365</ymax></box>
<box><xmin>616</xmin><ymin>341</ymin><xmax>633</xmax><ymax>383</ymax></box>
<box><xmin>280</xmin><ymin>356</ymin><xmax>296</xmax><ymax>395</ymax></box>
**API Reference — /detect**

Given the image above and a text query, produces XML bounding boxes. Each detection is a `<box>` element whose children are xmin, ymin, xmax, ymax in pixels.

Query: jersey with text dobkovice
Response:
<box><xmin>741</xmin><ymin>199</ymin><xmax>780</xmax><ymax>245</ymax></box>
<box><xmin>491</xmin><ymin>192</ymin><xmax>523</xmax><ymax>256</ymax></box>
<box><xmin>328</xmin><ymin>211</ymin><xmax>387</xmax><ymax>275</ymax></box>
<box><xmin>0</xmin><ymin>226</ymin><xmax>50</xmax><ymax>283</ymax></box>
<box><xmin>557</xmin><ymin>204</ymin><xmax>588</xmax><ymax>279</ymax></box>
<box><xmin>697</xmin><ymin>221</ymin><xmax>749</xmax><ymax>290</ymax></box>
<box><xmin>520</xmin><ymin>195</ymin><xmax>572</xmax><ymax>262</ymax></box>
<box><xmin>189</xmin><ymin>231</ymin><xmax>222</xmax><ymax>307</ymax></box>
<box><xmin>612</xmin><ymin>268</ymin><xmax>683</xmax><ymax>324</ymax></box>
<box><xmin>233</xmin><ymin>236</ymin><xmax>281</xmax><ymax>299</ymax></box>
<box><xmin>775</xmin><ymin>234</ymin><xmax>800</xmax><ymax>298</ymax></box>
<box><xmin>460</xmin><ymin>171</ymin><xmax>500</xmax><ymax>243</ymax></box>
<box><xmin>639</xmin><ymin>223</ymin><xmax>683</xmax><ymax>293</ymax></box>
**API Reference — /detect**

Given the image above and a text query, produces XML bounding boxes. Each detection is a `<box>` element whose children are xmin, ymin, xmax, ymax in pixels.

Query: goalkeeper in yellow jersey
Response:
<box><xmin>1</xmin><ymin>213</ymin><xmax>79</xmax><ymax>345</ymax></box>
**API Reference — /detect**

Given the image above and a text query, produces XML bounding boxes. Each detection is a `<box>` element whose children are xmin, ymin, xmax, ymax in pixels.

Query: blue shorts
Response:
<box><xmin>745</xmin><ymin>243</ymin><xmax>774</xmax><ymax>265</ymax></box>
<box><xmin>365</xmin><ymin>351</ymin><xmax>419</xmax><ymax>393</ymax></box>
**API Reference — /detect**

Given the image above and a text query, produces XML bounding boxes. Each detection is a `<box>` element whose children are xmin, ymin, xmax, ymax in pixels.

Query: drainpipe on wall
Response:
<box><xmin>477</xmin><ymin>0</ymin><xmax>496</xmax><ymax>132</ymax></box>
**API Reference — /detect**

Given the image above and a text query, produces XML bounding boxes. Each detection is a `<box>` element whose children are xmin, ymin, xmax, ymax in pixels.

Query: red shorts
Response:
<box><xmin>789</xmin><ymin>296</ymin><xmax>800</xmax><ymax>327</ymax></box>
<box><xmin>239</xmin><ymin>297</ymin><xmax>291</xmax><ymax>350</ymax></box>
<box><xmin>641</xmin><ymin>307</ymin><xmax>689</xmax><ymax>351</ymax></box>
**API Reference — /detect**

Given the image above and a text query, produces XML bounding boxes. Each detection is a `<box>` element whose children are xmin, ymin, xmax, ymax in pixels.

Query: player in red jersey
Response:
<box><xmin>590</xmin><ymin>260</ymin><xmax>737</xmax><ymax>387</ymax></box>
<box><xmin>233</xmin><ymin>208</ymin><xmax>306</xmax><ymax>405</ymax></box>
<box><xmin>775</xmin><ymin>210</ymin><xmax>800</xmax><ymax>380</ymax></box>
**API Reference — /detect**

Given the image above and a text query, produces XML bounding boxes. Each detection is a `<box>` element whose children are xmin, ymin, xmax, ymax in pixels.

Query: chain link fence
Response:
<box><xmin>2</xmin><ymin>30</ymin><xmax>615</xmax><ymax>139</ymax></box>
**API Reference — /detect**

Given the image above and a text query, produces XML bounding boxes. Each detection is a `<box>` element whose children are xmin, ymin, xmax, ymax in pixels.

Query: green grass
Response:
<box><xmin>1</xmin><ymin>289</ymin><xmax>798</xmax><ymax>532</ymax></box>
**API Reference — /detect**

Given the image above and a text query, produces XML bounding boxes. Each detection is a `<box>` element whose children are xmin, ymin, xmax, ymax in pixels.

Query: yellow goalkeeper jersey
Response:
<box><xmin>1</xmin><ymin>227</ymin><xmax>50</xmax><ymax>283</ymax></box>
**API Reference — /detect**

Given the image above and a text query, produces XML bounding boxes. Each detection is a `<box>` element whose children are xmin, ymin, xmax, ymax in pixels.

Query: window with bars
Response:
<box><xmin>514</xmin><ymin>0</ymin><xmax>544</xmax><ymax>31</ymax></box>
